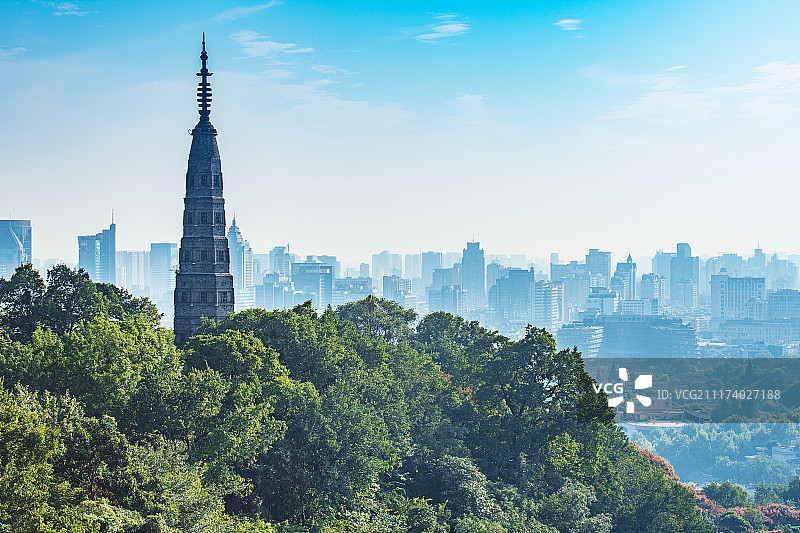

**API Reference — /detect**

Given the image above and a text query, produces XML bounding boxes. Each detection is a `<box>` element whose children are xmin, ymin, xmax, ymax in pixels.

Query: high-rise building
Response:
<box><xmin>292</xmin><ymin>259</ymin><xmax>333</xmax><ymax>310</ymax></box>
<box><xmin>383</xmin><ymin>275</ymin><xmax>412</xmax><ymax>304</ymax></box>
<box><xmin>0</xmin><ymin>220</ymin><xmax>32</xmax><ymax>280</ymax></box>
<box><xmin>532</xmin><ymin>280</ymin><xmax>563</xmax><ymax>331</ymax></box>
<box><xmin>640</xmin><ymin>273</ymin><xmax>667</xmax><ymax>308</ymax></box>
<box><xmin>461</xmin><ymin>241</ymin><xmax>486</xmax><ymax>311</ymax></box>
<box><xmin>174</xmin><ymin>38</ymin><xmax>235</xmax><ymax>346</ymax></box>
<box><xmin>372</xmin><ymin>250</ymin><xmax>402</xmax><ymax>292</ymax></box>
<box><xmin>670</xmin><ymin>243</ymin><xmax>700</xmax><ymax>309</ymax></box>
<box><xmin>427</xmin><ymin>285</ymin><xmax>465</xmax><ymax>316</ymax></box>
<box><xmin>269</xmin><ymin>246</ymin><xmax>292</xmax><ymax>277</ymax></box>
<box><xmin>610</xmin><ymin>254</ymin><xmax>636</xmax><ymax>301</ymax></box>
<box><xmin>495</xmin><ymin>268</ymin><xmax>535</xmax><ymax>320</ymax></box>
<box><xmin>768</xmin><ymin>289</ymin><xmax>800</xmax><ymax>320</ymax></box>
<box><xmin>227</xmin><ymin>218</ymin><xmax>255</xmax><ymax>311</ymax></box>
<box><xmin>711</xmin><ymin>274</ymin><xmax>766</xmax><ymax>328</ymax></box>
<box><xmin>333</xmin><ymin>277</ymin><xmax>372</xmax><ymax>307</ymax></box>
<box><xmin>151</xmin><ymin>243</ymin><xmax>178</xmax><ymax>324</ymax></box>
<box><xmin>116</xmin><ymin>250</ymin><xmax>149</xmax><ymax>297</ymax></box>
<box><xmin>317</xmin><ymin>255</ymin><xmax>341</xmax><ymax>279</ymax></box>
<box><xmin>767</xmin><ymin>254</ymin><xmax>798</xmax><ymax>290</ymax></box>
<box><xmin>585</xmin><ymin>249</ymin><xmax>611</xmax><ymax>288</ymax></box>
<box><xmin>78</xmin><ymin>221</ymin><xmax>116</xmax><ymax>284</ymax></box>
<box><xmin>422</xmin><ymin>251</ymin><xmax>443</xmax><ymax>289</ymax></box>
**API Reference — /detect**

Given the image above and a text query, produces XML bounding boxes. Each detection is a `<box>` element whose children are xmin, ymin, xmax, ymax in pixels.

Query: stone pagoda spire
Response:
<box><xmin>174</xmin><ymin>35</ymin><xmax>235</xmax><ymax>347</ymax></box>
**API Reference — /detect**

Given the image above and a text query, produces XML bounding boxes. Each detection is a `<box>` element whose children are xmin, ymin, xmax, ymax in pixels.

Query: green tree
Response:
<box><xmin>0</xmin><ymin>263</ymin><xmax>46</xmax><ymax>342</ymax></box>
<box><xmin>703</xmin><ymin>481</ymin><xmax>750</xmax><ymax>509</ymax></box>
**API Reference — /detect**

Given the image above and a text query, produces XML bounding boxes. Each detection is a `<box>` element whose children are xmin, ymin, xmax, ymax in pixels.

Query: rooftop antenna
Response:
<box><xmin>111</xmin><ymin>209</ymin><xmax>115</xmax><ymax>224</ymax></box>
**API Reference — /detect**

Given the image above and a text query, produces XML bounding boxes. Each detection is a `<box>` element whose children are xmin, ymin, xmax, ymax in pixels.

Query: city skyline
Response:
<box><xmin>4</xmin><ymin>1</ymin><xmax>800</xmax><ymax>264</ymax></box>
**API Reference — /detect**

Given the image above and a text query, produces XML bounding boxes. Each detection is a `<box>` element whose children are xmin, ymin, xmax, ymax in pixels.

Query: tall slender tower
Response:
<box><xmin>174</xmin><ymin>35</ymin><xmax>235</xmax><ymax>347</ymax></box>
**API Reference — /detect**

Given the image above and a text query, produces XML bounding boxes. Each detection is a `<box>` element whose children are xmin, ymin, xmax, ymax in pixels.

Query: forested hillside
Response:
<box><xmin>0</xmin><ymin>264</ymin><xmax>712</xmax><ymax>532</ymax></box>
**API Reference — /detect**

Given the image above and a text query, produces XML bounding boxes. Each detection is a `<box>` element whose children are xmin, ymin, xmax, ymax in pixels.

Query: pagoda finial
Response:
<box><xmin>196</xmin><ymin>33</ymin><xmax>213</xmax><ymax>120</ymax></box>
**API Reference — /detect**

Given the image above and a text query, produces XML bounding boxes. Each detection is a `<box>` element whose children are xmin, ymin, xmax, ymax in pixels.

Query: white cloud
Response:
<box><xmin>416</xmin><ymin>14</ymin><xmax>470</xmax><ymax>42</ymax></box>
<box><xmin>600</xmin><ymin>60</ymin><xmax>800</xmax><ymax>124</ymax></box>
<box><xmin>554</xmin><ymin>19</ymin><xmax>582</xmax><ymax>31</ymax></box>
<box><xmin>51</xmin><ymin>2</ymin><xmax>95</xmax><ymax>16</ymax></box>
<box><xmin>230</xmin><ymin>31</ymin><xmax>313</xmax><ymax>58</ymax></box>
<box><xmin>0</xmin><ymin>47</ymin><xmax>27</xmax><ymax>61</ymax></box>
<box><xmin>664</xmin><ymin>65</ymin><xmax>687</xmax><ymax>71</ymax></box>
<box><xmin>311</xmin><ymin>64</ymin><xmax>352</xmax><ymax>76</ymax></box>
<box><xmin>214</xmin><ymin>1</ymin><xmax>283</xmax><ymax>22</ymax></box>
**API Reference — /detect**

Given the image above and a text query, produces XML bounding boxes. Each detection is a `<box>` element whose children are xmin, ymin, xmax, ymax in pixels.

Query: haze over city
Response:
<box><xmin>3</xmin><ymin>0</ymin><xmax>800</xmax><ymax>264</ymax></box>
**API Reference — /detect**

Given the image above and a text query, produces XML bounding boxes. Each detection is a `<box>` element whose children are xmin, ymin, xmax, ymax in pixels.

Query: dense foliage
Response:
<box><xmin>0</xmin><ymin>265</ymin><xmax>714</xmax><ymax>532</ymax></box>
<box><xmin>629</xmin><ymin>423</ymin><xmax>800</xmax><ymax>486</ymax></box>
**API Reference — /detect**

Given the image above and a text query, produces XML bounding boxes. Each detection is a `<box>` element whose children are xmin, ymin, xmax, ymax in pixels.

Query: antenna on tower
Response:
<box><xmin>111</xmin><ymin>209</ymin><xmax>115</xmax><ymax>224</ymax></box>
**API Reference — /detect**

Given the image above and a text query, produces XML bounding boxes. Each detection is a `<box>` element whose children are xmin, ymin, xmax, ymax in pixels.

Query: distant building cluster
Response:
<box><xmin>7</xmin><ymin>219</ymin><xmax>800</xmax><ymax>359</ymax></box>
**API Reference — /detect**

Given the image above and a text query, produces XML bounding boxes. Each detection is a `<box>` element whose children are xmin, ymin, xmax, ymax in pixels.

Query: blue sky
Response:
<box><xmin>3</xmin><ymin>0</ymin><xmax>800</xmax><ymax>266</ymax></box>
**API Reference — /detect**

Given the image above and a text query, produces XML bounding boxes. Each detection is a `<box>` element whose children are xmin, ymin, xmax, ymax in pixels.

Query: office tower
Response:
<box><xmin>333</xmin><ymin>277</ymin><xmax>373</xmax><ymax>307</ymax></box>
<box><xmin>256</xmin><ymin>272</ymin><xmax>294</xmax><ymax>311</ymax></box>
<box><xmin>585</xmin><ymin>249</ymin><xmax>611</xmax><ymax>288</ymax></box>
<box><xmin>0</xmin><ymin>220</ymin><xmax>32</xmax><ymax>279</ymax></box>
<box><xmin>610</xmin><ymin>255</ymin><xmax>636</xmax><ymax>301</ymax></box>
<box><xmin>78</xmin><ymin>220</ymin><xmax>116</xmax><ymax>284</ymax></box>
<box><xmin>640</xmin><ymin>273</ymin><xmax>667</xmax><ymax>308</ymax></box>
<box><xmin>719</xmin><ymin>253</ymin><xmax>744</xmax><ymax>277</ymax></box>
<box><xmin>383</xmin><ymin>275</ymin><xmax>412</xmax><ymax>304</ymax></box>
<box><xmin>768</xmin><ymin>289</ymin><xmax>800</xmax><ymax>320</ymax></box>
<box><xmin>532</xmin><ymin>280</ymin><xmax>563</xmax><ymax>331</ymax></box>
<box><xmin>427</xmin><ymin>285</ymin><xmax>465</xmax><ymax>316</ymax></box>
<box><xmin>116</xmin><ymin>250</ymin><xmax>149</xmax><ymax>297</ymax></box>
<box><xmin>461</xmin><ymin>241</ymin><xmax>486</xmax><ymax>311</ymax></box>
<box><xmin>372</xmin><ymin>250</ymin><xmax>402</xmax><ymax>292</ymax></box>
<box><xmin>422</xmin><ymin>251</ymin><xmax>443</xmax><ymax>289</ymax></box>
<box><xmin>227</xmin><ymin>219</ymin><xmax>255</xmax><ymax>311</ymax></box>
<box><xmin>557</xmin><ymin>323</ymin><xmax>604</xmax><ymax>358</ymax></box>
<box><xmin>496</xmin><ymin>268</ymin><xmax>535</xmax><ymax>320</ymax></box>
<box><xmin>150</xmin><ymin>243</ymin><xmax>178</xmax><ymax>324</ymax></box>
<box><xmin>174</xmin><ymin>38</ymin><xmax>235</xmax><ymax>346</ymax></box>
<box><xmin>486</xmin><ymin>261</ymin><xmax>506</xmax><ymax>293</ymax></box>
<box><xmin>767</xmin><ymin>254</ymin><xmax>798</xmax><ymax>290</ymax></box>
<box><xmin>317</xmin><ymin>255</ymin><xmax>341</xmax><ymax>279</ymax></box>
<box><xmin>404</xmin><ymin>253</ymin><xmax>422</xmax><ymax>279</ymax></box>
<box><xmin>252</xmin><ymin>253</ymin><xmax>269</xmax><ymax>285</ymax></box>
<box><xmin>711</xmin><ymin>274</ymin><xmax>766</xmax><ymax>327</ymax></box>
<box><xmin>269</xmin><ymin>246</ymin><xmax>292</xmax><ymax>277</ymax></box>
<box><xmin>586</xmin><ymin>287</ymin><xmax>620</xmax><ymax>315</ymax></box>
<box><xmin>653</xmin><ymin>250</ymin><xmax>674</xmax><ymax>300</ymax></box>
<box><xmin>359</xmin><ymin>262</ymin><xmax>370</xmax><ymax>278</ymax></box>
<box><xmin>669</xmin><ymin>243</ymin><xmax>699</xmax><ymax>309</ymax></box>
<box><xmin>291</xmin><ymin>259</ymin><xmax>333</xmax><ymax>310</ymax></box>
<box><xmin>746</xmin><ymin>248</ymin><xmax>767</xmax><ymax>277</ymax></box>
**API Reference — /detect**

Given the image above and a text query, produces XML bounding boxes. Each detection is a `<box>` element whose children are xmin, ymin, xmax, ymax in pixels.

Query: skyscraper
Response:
<box><xmin>0</xmin><ymin>220</ymin><xmax>31</xmax><ymax>279</ymax></box>
<box><xmin>669</xmin><ymin>243</ymin><xmax>699</xmax><ymax>309</ymax></box>
<box><xmin>174</xmin><ymin>37</ymin><xmax>235</xmax><ymax>347</ymax></box>
<box><xmin>227</xmin><ymin>218</ymin><xmax>255</xmax><ymax>311</ymax></box>
<box><xmin>462</xmin><ymin>241</ymin><xmax>486</xmax><ymax>311</ymax></box>
<box><xmin>291</xmin><ymin>259</ymin><xmax>333</xmax><ymax>310</ymax></box>
<box><xmin>78</xmin><ymin>220</ymin><xmax>115</xmax><ymax>284</ymax></box>
<box><xmin>585</xmin><ymin>249</ymin><xmax>611</xmax><ymax>288</ymax></box>
<box><xmin>150</xmin><ymin>243</ymin><xmax>177</xmax><ymax>324</ymax></box>
<box><xmin>610</xmin><ymin>254</ymin><xmax>636</xmax><ymax>301</ymax></box>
